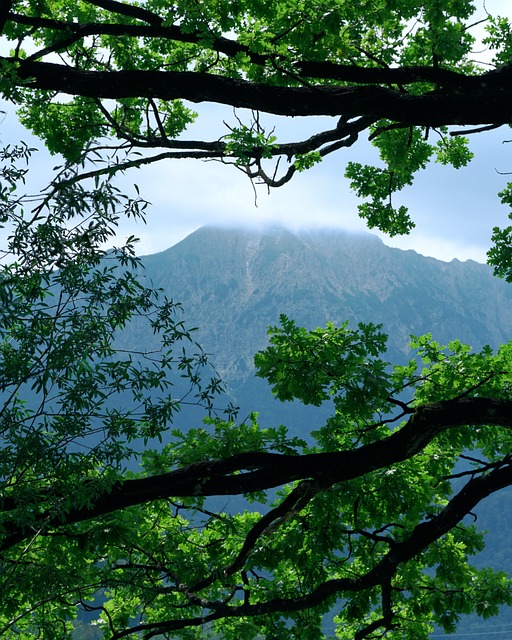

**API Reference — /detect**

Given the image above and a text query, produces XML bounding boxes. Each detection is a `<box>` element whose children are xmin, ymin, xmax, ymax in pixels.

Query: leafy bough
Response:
<box><xmin>3</xmin><ymin>310</ymin><xmax>512</xmax><ymax>638</ymax></box>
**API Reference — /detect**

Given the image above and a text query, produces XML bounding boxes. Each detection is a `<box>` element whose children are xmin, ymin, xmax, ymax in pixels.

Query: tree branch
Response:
<box><xmin>7</xmin><ymin>12</ymin><xmax>497</xmax><ymax>90</ymax></box>
<box><xmin>1</xmin><ymin>397</ymin><xmax>511</xmax><ymax>552</ymax></box>
<box><xmin>107</xmin><ymin>460</ymin><xmax>512</xmax><ymax>639</ymax></box>
<box><xmin>0</xmin><ymin>1</ymin><xmax>13</xmax><ymax>36</ymax></box>
<box><xmin>188</xmin><ymin>479</ymin><xmax>321</xmax><ymax>593</ymax></box>
<box><xmin>9</xmin><ymin>58</ymin><xmax>512</xmax><ymax>126</ymax></box>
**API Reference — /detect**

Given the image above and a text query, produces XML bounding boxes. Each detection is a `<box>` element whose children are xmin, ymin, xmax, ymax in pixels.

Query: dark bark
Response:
<box><xmin>7</xmin><ymin>12</ymin><xmax>506</xmax><ymax>90</ymax></box>
<box><xmin>7</xmin><ymin>57</ymin><xmax>512</xmax><ymax>126</ymax></box>
<box><xmin>1</xmin><ymin>396</ymin><xmax>511</xmax><ymax>552</ymax></box>
<box><xmin>108</xmin><ymin>462</ymin><xmax>512</xmax><ymax>639</ymax></box>
<box><xmin>0</xmin><ymin>2</ymin><xmax>13</xmax><ymax>35</ymax></box>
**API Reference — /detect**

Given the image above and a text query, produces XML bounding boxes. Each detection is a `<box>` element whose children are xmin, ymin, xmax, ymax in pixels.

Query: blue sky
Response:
<box><xmin>3</xmin><ymin>100</ymin><xmax>511</xmax><ymax>265</ymax></box>
<box><xmin>1</xmin><ymin>0</ymin><xmax>511</xmax><ymax>264</ymax></box>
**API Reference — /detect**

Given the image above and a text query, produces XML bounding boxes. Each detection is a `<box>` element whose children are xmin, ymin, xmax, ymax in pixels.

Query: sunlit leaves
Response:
<box><xmin>483</xmin><ymin>15</ymin><xmax>512</xmax><ymax>66</ymax></box>
<box><xmin>488</xmin><ymin>225</ymin><xmax>512</xmax><ymax>282</ymax></box>
<box><xmin>488</xmin><ymin>184</ymin><xmax>512</xmax><ymax>282</ymax></box>
<box><xmin>435</xmin><ymin>132</ymin><xmax>473</xmax><ymax>168</ymax></box>
<box><xmin>293</xmin><ymin>151</ymin><xmax>322</xmax><ymax>172</ymax></box>
<box><xmin>254</xmin><ymin>314</ymin><xmax>389</xmax><ymax>409</ymax></box>
<box><xmin>345</xmin><ymin>125</ymin><xmax>435</xmax><ymax>235</ymax></box>
<box><xmin>18</xmin><ymin>95</ymin><xmax>104</xmax><ymax>163</ymax></box>
<box><xmin>225</xmin><ymin>124</ymin><xmax>277</xmax><ymax>165</ymax></box>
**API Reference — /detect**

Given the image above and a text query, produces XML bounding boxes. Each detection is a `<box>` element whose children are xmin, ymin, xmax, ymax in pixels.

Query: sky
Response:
<box><xmin>109</xmin><ymin>117</ymin><xmax>512</xmax><ymax>263</ymax></box>
<box><xmin>2</xmin><ymin>0</ymin><xmax>512</xmax><ymax>265</ymax></box>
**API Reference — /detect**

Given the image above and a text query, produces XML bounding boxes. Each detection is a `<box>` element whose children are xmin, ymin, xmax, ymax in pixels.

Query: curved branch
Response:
<box><xmin>109</xmin><ymin>461</ymin><xmax>512</xmax><ymax>639</ymax></box>
<box><xmin>188</xmin><ymin>479</ymin><xmax>321</xmax><ymax>593</ymax></box>
<box><xmin>42</xmin><ymin>115</ymin><xmax>373</xmax><ymax>195</ymax></box>
<box><xmin>247</xmin><ymin>119</ymin><xmax>372</xmax><ymax>187</ymax></box>
<box><xmin>8</xmin><ymin>12</ymin><xmax>269</xmax><ymax>67</ymax></box>
<box><xmin>1</xmin><ymin>396</ymin><xmax>511</xmax><ymax>552</ymax></box>
<box><xmin>8</xmin><ymin>12</ymin><xmax>497</xmax><ymax>90</ymax></box>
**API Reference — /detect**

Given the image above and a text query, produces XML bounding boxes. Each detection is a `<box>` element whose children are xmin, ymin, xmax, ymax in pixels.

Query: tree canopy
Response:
<box><xmin>3</xmin><ymin>0</ymin><xmax>512</xmax><ymax>242</ymax></box>
<box><xmin>2</xmin><ymin>1</ymin><xmax>512</xmax><ymax>639</ymax></box>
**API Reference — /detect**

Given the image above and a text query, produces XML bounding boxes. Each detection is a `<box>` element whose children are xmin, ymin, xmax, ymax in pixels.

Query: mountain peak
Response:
<box><xmin>139</xmin><ymin>226</ymin><xmax>512</xmax><ymax>392</ymax></box>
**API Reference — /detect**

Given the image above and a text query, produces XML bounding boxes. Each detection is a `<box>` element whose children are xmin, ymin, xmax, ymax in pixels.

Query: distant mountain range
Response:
<box><xmin>126</xmin><ymin>226</ymin><xmax>512</xmax><ymax>638</ymax></box>
<box><xmin>134</xmin><ymin>226</ymin><xmax>512</xmax><ymax>415</ymax></box>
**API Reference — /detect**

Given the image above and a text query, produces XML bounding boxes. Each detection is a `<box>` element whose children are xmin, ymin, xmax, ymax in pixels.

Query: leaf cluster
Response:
<box><xmin>3</xmin><ymin>0</ymin><xmax>511</xmax><ymax>262</ymax></box>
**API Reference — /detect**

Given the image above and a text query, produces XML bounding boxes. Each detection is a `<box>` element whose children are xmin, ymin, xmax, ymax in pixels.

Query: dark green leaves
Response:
<box><xmin>488</xmin><ymin>184</ymin><xmax>512</xmax><ymax>282</ymax></box>
<box><xmin>0</xmin><ymin>142</ymin><xmax>226</xmax><ymax>637</ymax></box>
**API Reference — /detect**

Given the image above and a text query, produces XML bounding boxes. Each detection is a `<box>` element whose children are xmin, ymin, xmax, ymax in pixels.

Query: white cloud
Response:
<box><xmin>112</xmin><ymin>119</ymin><xmax>512</xmax><ymax>265</ymax></box>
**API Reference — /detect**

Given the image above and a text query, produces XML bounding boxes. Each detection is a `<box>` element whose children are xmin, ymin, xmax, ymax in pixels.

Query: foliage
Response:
<box><xmin>0</xmin><ymin>143</ymin><xmax>228</xmax><ymax>638</ymax></box>
<box><xmin>255</xmin><ymin>315</ymin><xmax>389</xmax><ymax>410</ymax></box>
<box><xmin>2</xmin><ymin>0</ymin><xmax>512</xmax><ymax>255</ymax></box>
<box><xmin>488</xmin><ymin>185</ymin><xmax>512</xmax><ymax>281</ymax></box>
<box><xmin>1</xmin><ymin>1</ymin><xmax>512</xmax><ymax>639</ymax></box>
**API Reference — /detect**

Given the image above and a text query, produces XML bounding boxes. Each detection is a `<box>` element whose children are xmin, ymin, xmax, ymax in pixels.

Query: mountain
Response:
<box><xmin>136</xmin><ymin>225</ymin><xmax>512</xmax><ymax>418</ymax></box>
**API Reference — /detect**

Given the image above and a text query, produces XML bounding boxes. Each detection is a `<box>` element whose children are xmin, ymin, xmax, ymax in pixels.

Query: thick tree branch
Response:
<box><xmin>1</xmin><ymin>396</ymin><xmax>511</xmax><ymax>552</ymax></box>
<box><xmin>8</xmin><ymin>58</ymin><xmax>512</xmax><ymax>126</ymax></box>
<box><xmin>83</xmin><ymin>0</ymin><xmax>163</xmax><ymax>26</ymax></box>
<box><xmin>8</xmin><ymin>13</ymin><xmax>498</xmax><ymax>90</ymax></box>
<box><xmin>108</xmin><ymin>461</ymin><xmax>512</xmax><ymax>639</ymax></box>
<box><xmin>0</xmin><ymin>2</ymin><xmax>13</xmax><ymax>36</ymax></box>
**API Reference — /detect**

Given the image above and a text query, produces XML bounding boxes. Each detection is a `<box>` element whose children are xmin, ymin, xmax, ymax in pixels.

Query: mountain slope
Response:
<box><xmin>138</xmin><ymin>225</ymin><xmax>512</xmax><ymax>396</ymax></box>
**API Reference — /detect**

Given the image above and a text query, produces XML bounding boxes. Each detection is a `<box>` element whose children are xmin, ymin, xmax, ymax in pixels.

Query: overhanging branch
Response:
<box><xmin>1</xmin><ymin>396</ymin><xmax>511</xmax><ymax>552</ymax></box>
<box><xmin>9</xmin><ymin>58</ymin><xmax>512</xmax><ymax>126</ymax></box>
<box><xmin>7</xmin><ymin>12</ymin><xmax>502</xmax><ymax>90</ymax></box>
<box><xmin>107</xmin><ymin>460</ymin><xmax>512</xmax><ymax>639</ymax></box>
